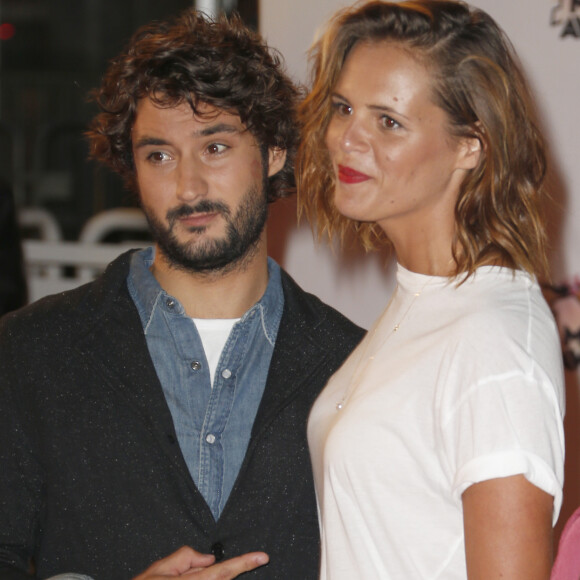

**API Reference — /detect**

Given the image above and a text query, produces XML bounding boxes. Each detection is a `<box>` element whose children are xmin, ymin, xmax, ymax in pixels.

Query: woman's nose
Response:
<box><xmin>331</xmin><ymin>117</ymin><xmax>368</xmax><ymax>153</ymax></box>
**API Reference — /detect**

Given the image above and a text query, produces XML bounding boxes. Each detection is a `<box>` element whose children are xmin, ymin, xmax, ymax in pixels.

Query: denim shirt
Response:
<box><xmin>127</xmin><ymin>247</ymin><xmax>284</xmax><ymax>520</ymax></box>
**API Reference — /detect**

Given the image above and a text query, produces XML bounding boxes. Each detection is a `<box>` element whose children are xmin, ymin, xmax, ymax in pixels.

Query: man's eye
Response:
<box><xmin>147</xmin><ymin>151</ymin><xmax>170</xmax><ymax>163</ymax></box>
<box><xmin>207</xmin><ymin>143</ymin><xmax>228</xmax><ymax>155</ymax></box>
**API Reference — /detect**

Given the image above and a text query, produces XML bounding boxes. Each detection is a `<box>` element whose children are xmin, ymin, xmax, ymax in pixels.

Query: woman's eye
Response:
<box><xmin>381</xmin><ymin>116</ymin><xmax>400</xmax><ymax>130</ymax></box>
<box><xmin>331</xmin><ymin>101</ymin><xmax>352</xmax><ymax>117</ymax></box>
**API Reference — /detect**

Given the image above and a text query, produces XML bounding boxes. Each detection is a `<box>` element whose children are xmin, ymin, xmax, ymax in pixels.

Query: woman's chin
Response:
<box><xmin>333</xmin><ymin>197</ymin><xmax>369</xmax><ymax>223</ymax></box>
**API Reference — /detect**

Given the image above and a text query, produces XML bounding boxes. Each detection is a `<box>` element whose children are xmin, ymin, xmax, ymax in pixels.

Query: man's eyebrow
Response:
<box><xmin>133</xmin><ymin>136</ymin><xmax>168</xmax><ymax>150</ymax></box>
<box><xmin>195</xmin><ymin>122</ymin><xmax>242</xmax><ymax>137</ymax></box>
<box><xmin>133</xmin><ymin>123</ymin><xmax>242</xmax><ymax>150</ymax></box>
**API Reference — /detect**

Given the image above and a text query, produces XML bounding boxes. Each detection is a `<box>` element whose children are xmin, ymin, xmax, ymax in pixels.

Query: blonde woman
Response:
<box><xmin>297</xmin><ymin>1</ymin><xmax>565</xmax><ymax>578</ymax></box>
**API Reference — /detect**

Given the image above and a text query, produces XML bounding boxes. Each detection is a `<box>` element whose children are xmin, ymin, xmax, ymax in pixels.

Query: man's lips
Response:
<box><xmin>337</xmin><ymin>164</ymin><xmax>371</xmax><ymax>184</ymax></box>
<box><xmin>177</xmin><ymin>211</ymin><xmax>219</xmax><ymax>227</ymax></box>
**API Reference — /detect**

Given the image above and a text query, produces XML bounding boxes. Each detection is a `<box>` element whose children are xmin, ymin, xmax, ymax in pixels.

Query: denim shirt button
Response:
<box><xmin>166</xmin><ymin>298</ymin><xmax>175</xmax><ymax>309</ymax></box>
<box><xmin>206</xmin><ymin>433</ymin><xmax>216</xmax><ymax>444</ymax></box>
<box><xmin>221</xmin><ymin>369</ymin><xmax>232</xmax><ymax>379</ymax></box>
<box><xmin>190</xmin><ymin>361</ymin><xmax>202</xmax><ymax>371</ymax></box>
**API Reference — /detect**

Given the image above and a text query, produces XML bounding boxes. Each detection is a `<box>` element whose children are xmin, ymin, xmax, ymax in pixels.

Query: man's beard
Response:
<box><xmin>143</xmin><ymin>183</ymin><xmax>269</xmax><ymax>275</ymax></box>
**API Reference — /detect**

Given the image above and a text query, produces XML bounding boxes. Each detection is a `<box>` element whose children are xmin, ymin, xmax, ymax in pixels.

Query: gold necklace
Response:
<box><xmin>335</xmin><ymin>280</ymin><xmax>429</xmax><ymax>411</ymax></box>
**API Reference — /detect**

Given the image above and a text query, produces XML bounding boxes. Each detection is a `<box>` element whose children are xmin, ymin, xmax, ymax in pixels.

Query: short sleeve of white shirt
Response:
<box><xmin>442</xmin><ymin>369</ymin><xmax>564</xmax><ymax>522</ymax></box>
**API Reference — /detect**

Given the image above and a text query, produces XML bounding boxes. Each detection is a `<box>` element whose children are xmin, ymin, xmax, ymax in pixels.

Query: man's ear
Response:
<box><xmin>267</xmin><ymin>148</ymin><xmax>287</xmax><ymax>177</ymax></box>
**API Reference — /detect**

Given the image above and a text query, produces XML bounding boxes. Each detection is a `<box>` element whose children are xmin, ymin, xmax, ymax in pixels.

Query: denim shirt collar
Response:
<box><xmin>127</xmin><ymin>246</ymin><xmax>283</xmax><ymax>343</ymax></box>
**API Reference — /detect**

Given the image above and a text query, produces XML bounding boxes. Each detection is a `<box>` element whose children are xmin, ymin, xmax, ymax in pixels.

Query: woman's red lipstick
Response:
<box><xmin>337</xmin><ymin>164</ymin><xmax>371</xmax><ymax>184</ymax></box>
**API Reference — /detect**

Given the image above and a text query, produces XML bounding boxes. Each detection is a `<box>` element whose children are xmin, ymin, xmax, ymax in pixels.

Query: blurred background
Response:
<box><xmin>0</xmin><ymin>0</ymin><xmax>257</xmax><ymax>241</ymax></box>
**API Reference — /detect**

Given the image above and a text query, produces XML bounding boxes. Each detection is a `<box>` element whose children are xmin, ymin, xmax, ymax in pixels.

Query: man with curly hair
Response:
<box><xmin>0</xmin><ymin>10</ymin><xmax>364</xmax><ymax>580</ymax></box>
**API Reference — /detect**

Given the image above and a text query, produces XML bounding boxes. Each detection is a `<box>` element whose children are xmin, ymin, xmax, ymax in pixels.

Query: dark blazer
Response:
<box><xmin>0</xmin><ymin>182</ymin><xmax>27</xmax><ymax>316</ymax></box>
<box><xmin>0</xmin><ymin>251</ymin><xmax>364</xmax><ymax>580</ymax></box>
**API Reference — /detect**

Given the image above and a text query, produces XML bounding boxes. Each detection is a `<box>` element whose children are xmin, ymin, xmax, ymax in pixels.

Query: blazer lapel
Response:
<box><xmin>73</xmin><ymin>278</ymin><xmax>214</xmax><ymax>521</ymax></box>
<box><xmin>76</xmin><ymin>292</ymin><xmax>176</xmax><ymax>440</ymax></box>
<box><xmin>250</xmin><ymin>275</ymin><xmax>329</xmax><ymax>440</ymax></box>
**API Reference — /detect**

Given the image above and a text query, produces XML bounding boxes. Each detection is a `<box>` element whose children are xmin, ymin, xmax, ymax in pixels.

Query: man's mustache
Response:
<box><xmin>167</xmin><ymin>201</ymin><xmax>231</xmax><ymax>225</ymax></box>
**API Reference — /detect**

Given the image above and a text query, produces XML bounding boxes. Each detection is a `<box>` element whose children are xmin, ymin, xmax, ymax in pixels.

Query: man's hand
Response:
<box><xmin>133</xmin><ymin>546</ymin><xmax>269</xmax><ymax>579</ymax></box>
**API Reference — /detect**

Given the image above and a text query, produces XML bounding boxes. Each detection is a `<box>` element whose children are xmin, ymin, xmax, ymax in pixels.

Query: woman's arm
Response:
<box><xmin>462</xmin><ymin>474</ymin><xmax>554</xmax><ymax>580</ymax></box>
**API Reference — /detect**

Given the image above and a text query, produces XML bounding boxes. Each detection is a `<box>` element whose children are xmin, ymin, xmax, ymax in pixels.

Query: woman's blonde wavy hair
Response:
<box><xmin>296</xmin><ymin>0</ymin><xmax>549</xmax><ymax>279</ymax></box>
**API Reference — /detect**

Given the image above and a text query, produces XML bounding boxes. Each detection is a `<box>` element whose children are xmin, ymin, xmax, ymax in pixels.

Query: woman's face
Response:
<box><xmin>325</xmin><ymin>41</ymin><xmax>475</xmax><ymax>239</ymax></box>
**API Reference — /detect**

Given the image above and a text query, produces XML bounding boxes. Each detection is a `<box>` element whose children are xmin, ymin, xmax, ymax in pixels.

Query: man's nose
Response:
<box><xmin>176</xmin><ymin>160</ymin><xmax>208</xmax><ymax>201</ymax></box>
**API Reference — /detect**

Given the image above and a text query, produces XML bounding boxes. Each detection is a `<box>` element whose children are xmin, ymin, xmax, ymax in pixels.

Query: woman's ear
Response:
<box><xmin>458</xmin><ymin>122</ymin><xmax>484</xmax><ymax>170</ymax></box>
<box><xmin>458</xmin><ymin>136</ymin><xmax>482</xmax><ymax>171</ymax></box>
<box><xmin>268</xmin><ymin>147</ymin><xmax>287</xmax><ymax>177</ymax></box>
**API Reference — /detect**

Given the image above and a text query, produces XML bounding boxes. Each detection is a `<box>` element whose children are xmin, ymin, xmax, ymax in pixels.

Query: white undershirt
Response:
<box><xmin>192</xmin><ymin>317</ymin><xmax>240</xmax><ymax>386</ymax></box>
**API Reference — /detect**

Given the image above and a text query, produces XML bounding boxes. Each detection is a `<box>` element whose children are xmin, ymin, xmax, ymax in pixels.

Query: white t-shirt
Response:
<box><xmin>308</xmin><ymin>264</ymin><xmax>565</xmax><ymax>580</ymax></box>
<box><xmin>192</xmin><ymin>317</ymin><xmax>239</xmax><ymax>386</ymax></box>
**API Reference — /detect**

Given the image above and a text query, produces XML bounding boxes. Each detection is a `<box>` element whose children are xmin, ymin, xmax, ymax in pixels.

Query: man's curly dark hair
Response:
<box><xmin>86</xmin><ymin>9</ymin><xmax>300</xmax><ymax>202</ymax></box>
